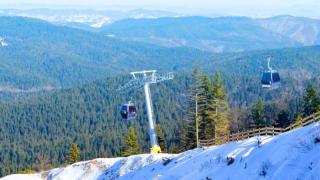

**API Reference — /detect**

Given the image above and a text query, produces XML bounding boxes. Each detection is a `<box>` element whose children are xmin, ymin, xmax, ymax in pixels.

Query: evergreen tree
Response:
<box><xmin>303</xmin><ymin>84</ymin><xmax>320</xmax><ymax>116</ymax></box>
<box><xmin>156</xmin><ymin>126</ymin><xmax>166</xmax><ymax>152</ymax></box>
<box><xmin>179</xmin><ymin>120</ymin><xmax>196</xmax><ymax>151</ymax></box>
<box><xmin>181</xmin><ymin>71</ymin><xmax>230</xmax><ymax>146</ymax></box>
<box><xmin>198</xmin><ymin>75</ymin><xmax>216</xmax><ymax>140</ymax></box>
<box><xmin>179</xmin><ymin>67</ymin><xmax>202</xmax><ymax>150</ymax></box>
<box><xmin>251</xmin><ymin>99</ymin><xmax>265</xmax><ymax>127</ymax></box>
<box><xmin>213</xmin><ymin>72</ymin><xmax>226</xmax><ymax>100</ymax></box>
<box><xmin>122</xmin><ymin>127</ymin><xmax>141</xmax><ymax>157</ymax></box>
<box><xmin>276</xmin><ymin>110</ymin><xmax>290</xmax><ymax>128</ymax></box>
<box><xmin>210</xmin><ymin>72</ymin><xmax>230</xmax><ymax>144</ymax></box>
<box><xmin>65</xmin><ymin>143</ymin><xmax>81</xmax><ymax>164</ymax></box>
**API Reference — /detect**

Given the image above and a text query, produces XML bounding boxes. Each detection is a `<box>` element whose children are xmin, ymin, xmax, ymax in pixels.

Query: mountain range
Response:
<box><xmin>100</xmin><ymin>15</ymin><xmax>320</xmax><ymax>52</ymax></box>
<box><xmin>1</xmin><ymin>9</ymin><xmax>319</xmax><ymax>53</ymax></box>
<box><xmin>0</xmin><ymin>9</ymin><xmax>180</xmax><ymax>28</ymax></box>
<box><xmin>258</xmin><ymin>15</ymin><xmax>320</xmax><ymax>46</ymax></box>
<box><xmin>0</xmin><ymin>16</ymin><xmax>320</xmax><ymax>91</ymax></box>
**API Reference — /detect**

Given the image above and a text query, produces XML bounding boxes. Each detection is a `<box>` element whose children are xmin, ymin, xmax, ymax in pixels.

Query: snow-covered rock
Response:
<box><xmin>2</xmin><ymin>122</ymin><xmax>320</xmax><ymax>180</ymax></box>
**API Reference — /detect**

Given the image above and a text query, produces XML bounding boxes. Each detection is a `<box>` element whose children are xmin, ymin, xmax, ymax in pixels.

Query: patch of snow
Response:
<box><xmin>3</xmin><ymin>122</ymin><xmax>320</xmax><ymax>180</ymax></box>
<box><xmin>90</xmin><ymin>18</ymin><xmax>111</xmax><ymax>28</ymax></box>
<box><xmin>242</xmin><ymin>147</ymin><xmax>255</xmax><ymax>157</ymax></box>
<box><xmin>2</xmin><ymin>174</ymin><xmax>42</xmax><ymax>180</ymax></box>
<box><xmin>0</xmin><ymin>37</ymin><xmax>8</xmax><ymax>47</ymax></box>
<box><xmin>132</xmin><ymin>14</ymin><xmax>157</xmax><ymax>19</ymax></box>
<box><xmin>107</xmin><ymin>34</ymin><xmax>116</xmax><ymax>38</ymax></box>
<box><xmin>1</xmin><ymin>41</ymin><xmax>8</xmax><ymax>47</ymax></box>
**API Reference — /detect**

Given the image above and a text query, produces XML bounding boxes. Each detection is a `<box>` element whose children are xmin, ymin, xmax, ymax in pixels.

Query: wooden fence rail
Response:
<box><xmin>199</xmin><ymin>111</ymin><xmax>320</xmax><ymax>147</ymax></box>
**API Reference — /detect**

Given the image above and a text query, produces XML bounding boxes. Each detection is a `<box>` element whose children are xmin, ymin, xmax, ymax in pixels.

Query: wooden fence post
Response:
<box><xmin>272</xmin><ymin>127</ymin><xmax>274</xmax><ymax>136</ymax></box>
<box><xmin>265</xmin><ymin>127</ymin><xmax>268</xmax><ymax>136</ymax></box>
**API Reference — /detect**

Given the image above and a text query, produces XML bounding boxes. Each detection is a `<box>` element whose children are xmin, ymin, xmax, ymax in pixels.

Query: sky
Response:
<box><xmin>1</xmin><ymin>0</ymin><xmax>319</xmax><ymax>18</ymax></box>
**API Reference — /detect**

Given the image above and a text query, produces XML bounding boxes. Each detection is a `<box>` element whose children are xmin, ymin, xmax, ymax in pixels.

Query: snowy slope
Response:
<box><xmin>3</xmin><ymin>122</ymin><xmax>320</xmax><ymax>180</ymax></box>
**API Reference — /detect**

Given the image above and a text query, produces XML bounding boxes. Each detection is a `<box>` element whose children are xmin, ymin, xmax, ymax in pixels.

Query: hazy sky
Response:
<box><xmin>1</xmin><ymin>0</ymin><xmax>320</xmax><ymax>18</ymax></box>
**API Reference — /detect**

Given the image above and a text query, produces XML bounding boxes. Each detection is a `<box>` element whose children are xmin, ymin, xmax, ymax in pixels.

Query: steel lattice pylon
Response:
<box><xmin>118</xmin><ymin>70</ymin><xmax>174</xmax><ymax>154</ymax></box>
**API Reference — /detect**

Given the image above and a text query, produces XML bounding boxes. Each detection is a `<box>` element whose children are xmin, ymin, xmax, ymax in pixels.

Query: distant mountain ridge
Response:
<box><xmin>0</xmin><ymin>9</ymin><xmax>180</xmax><ymax>29</ymax></box>
<box><xmin>100</xmin><ymin>15</ymin><xmax>320</xmax><ymax>52</ymax></box>
<box><xmin>257</xmin><ymin>15</ymin><xmax>320</xmax><ymax>45</ymax></box>
<box><xmin>0</xmin><ymin>16</ymin><xmax>319</xmax><ymax>91</ymax></box>
<box><xmin>1</xmin><ymin>9</ymin><xmax>319</xmax><ymax>52</ymax></box>
<box><xmin>2</xmin><ymin>9</ymin><xmax>319</xmax><ymax>50</ymax></box>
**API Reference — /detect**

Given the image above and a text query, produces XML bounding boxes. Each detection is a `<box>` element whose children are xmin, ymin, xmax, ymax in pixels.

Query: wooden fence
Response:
<box><xmin>199</xmin><ymin>111</ymin><xmax>320</xmax><ymax>147</ymax></box>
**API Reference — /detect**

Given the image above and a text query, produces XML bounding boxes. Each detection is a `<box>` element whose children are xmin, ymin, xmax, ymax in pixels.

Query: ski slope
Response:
<box><xmin>3</xmin><ymin>122</ymin><xmax>320</xmax><ymax>180</ymax></box>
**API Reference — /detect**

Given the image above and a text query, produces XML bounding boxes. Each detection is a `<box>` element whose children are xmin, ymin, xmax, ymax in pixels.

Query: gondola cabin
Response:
<box><xmin>261</xmin><ymin>57</ymin><xmax>280</xmax><ymax>89</ymax></box>
<box><xmin>120</xmin><ymin>102</ymin><xmax>137</xmax><ymax>120</ymax></box>
<box><xmin>261</xmin><ymin>70</ymin><xmax>280</xmax><ymax>89</ymax></box>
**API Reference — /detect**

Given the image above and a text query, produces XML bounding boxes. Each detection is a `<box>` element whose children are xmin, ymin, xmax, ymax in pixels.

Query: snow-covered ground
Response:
<box><xmin>3</xmin><ymin>122</ymin><xmax>320</xmax><ymax>180</ymax></box>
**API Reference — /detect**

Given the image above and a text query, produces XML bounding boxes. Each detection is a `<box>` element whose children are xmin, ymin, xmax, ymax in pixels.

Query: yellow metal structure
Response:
<box><xmin>150</xmin><ymin>145</ymin><xmax>161</xmax><ymax>154</ymax></box>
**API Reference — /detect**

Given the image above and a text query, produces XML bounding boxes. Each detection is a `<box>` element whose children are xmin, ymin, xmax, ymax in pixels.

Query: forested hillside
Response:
<box><xmin>0</xmin><ymin>69</ymin><xmax>320</xmax><ymax>176</ymax></box>
<box><xmin>0</xmin><ymin>16</ymin><xmax>320</xmax><ymax>92</ymax></box>
<box><xmin>0</xmin><ymin>76</ymin><xmax>188</xmax><ymax>176</ymax></box>
<box><xmin>0</xmin><ymin>16</ymin><xmax>214</xmax><ymax>89</ymax></box>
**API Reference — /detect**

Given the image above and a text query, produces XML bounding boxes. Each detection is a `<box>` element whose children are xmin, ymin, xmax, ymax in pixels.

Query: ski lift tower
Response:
<box><xmin>118</xmin><ymin>70</ymin><xmax>174</xmax><ymax>154</ymax></box>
